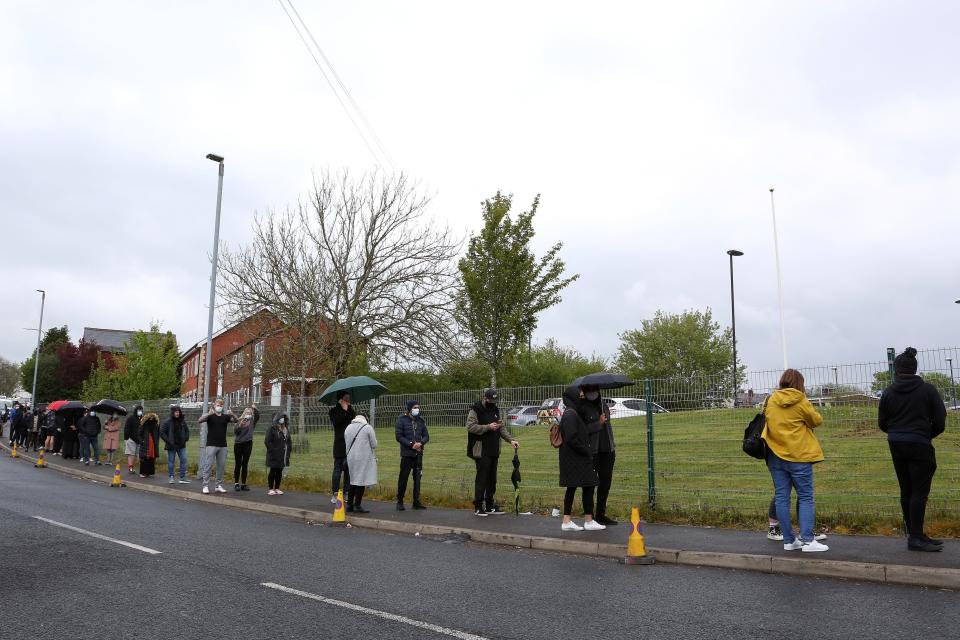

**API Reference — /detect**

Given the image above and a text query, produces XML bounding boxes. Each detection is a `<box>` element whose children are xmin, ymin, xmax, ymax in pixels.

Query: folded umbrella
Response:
<box><xmin>89</xmin><ymin>398</ymin><xmax>128</xmax><ymax>415</ymax></box>
<box><xmin>512</xmin><ymin>452</ymin><xmax>522</xmax><ymax>515</ymax></box>
<box><xmin>319</xmin><ymin>376</ymin><xmax>388</xmax><ymax>405</ymax></box>
<box><xmin>569</xmin><ymin>372</ymin><xmax>635</xmax><ymax>390</ymax></box>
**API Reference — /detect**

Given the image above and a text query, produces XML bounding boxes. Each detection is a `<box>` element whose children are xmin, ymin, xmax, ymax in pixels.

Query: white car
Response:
<box><xmin>604</xmin><ymin>397</ymin><xmax>669</xmax><ymax>419</ymax></box>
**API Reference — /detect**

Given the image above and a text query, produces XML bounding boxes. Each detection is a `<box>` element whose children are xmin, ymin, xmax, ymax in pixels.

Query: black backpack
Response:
<box><xmin>742</xmin><ymin>400</ymin><xmax>768</xmax><ymax>460</ymax></box>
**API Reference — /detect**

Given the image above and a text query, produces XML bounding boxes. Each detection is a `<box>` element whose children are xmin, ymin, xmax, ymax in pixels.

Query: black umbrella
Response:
<box><xmin>570</xmin><ymin>372</ymin><xmax>635</xmax><ymax>389</ymax></box>
<box><xmin>52</xmin><ymin>400</ymin><xmax>87</xmax><ymax>414</ymax></box>
<box><xmin>89</xmin><ymin>398</ymin><xmax>127</xmax><ymax>415</ymax></box>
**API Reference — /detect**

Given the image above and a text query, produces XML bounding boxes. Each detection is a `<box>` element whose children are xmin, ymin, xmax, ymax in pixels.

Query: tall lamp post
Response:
<box><xmin>200</xmin><ymin>153</ymin><xmax>225</xmax><ymax>460</ymax></box>
<box><xmin>947</xmin><ymin>357</ymin><xmax>957</xmax><ymax>409</ymax></box>
<box><xmin>30</xmin><ymin>290</ymin><xmax>45</xmax><ymax>408</ymax></box>
<box><xmin>727</xmin><ymin>250</ymin><xmax>743</xmax><ymax>405</ymax></box>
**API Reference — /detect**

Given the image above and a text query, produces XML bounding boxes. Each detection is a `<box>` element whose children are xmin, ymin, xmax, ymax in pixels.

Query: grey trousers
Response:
<box><xmin>203</xmin><ymin>446</ymin><xmax>228</xmax><ymax>487</ymax></box>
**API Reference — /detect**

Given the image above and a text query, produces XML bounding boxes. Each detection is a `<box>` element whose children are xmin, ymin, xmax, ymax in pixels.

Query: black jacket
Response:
<box><xmin>139</xmin><ymin>415</ymin><xmax>161</xmax><ymax>461</ymax></box>
<box><xmin>879</xmin><ymin>375</ymin><xmax>946</xmax><ymax>444</ymax></box>
<box><xmin>329</xmin><ymin>404</ymin><xmax>356</xmax><ymax>458</ymax></box>
<box><xmin>160</xmin><ymin>412</ymin><xmax>190</xmax><ymax>451</ymax></box>
<box><xmin>123</xmin><ymin>408</ymin><xmax>143</xmax><ymax>443</ymax></box>
<box><xmin>265</xmin><ymin>413</ymin><xmax>292</xmax><ymax>469</ymax></box>
<box><xmin>78</xmin><ymin>414</ymin><xmax>102</xmax><ymax>438</ymax></box>
<box><xmin>396</xmin><ymin>413</ymin><xmax>430</xmax><ymax>457</ymax></box>
<box><xmin>558</xmin><ymin>388</ymin><xmax>600</xmax><ymax>488</ymax></box>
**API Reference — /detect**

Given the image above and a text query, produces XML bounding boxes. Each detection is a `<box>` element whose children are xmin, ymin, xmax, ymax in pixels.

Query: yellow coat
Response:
<box><xmin>761</xmin><ymin>388</ymin><xmax>824</xmax><ymax>463</ymax></box>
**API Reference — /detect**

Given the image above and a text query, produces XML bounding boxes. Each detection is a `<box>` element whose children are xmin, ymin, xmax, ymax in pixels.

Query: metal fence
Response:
<box><xmin>119</xmin><ymin>346</ymin><xmax>960</xmax><ymax>528</ymax></box>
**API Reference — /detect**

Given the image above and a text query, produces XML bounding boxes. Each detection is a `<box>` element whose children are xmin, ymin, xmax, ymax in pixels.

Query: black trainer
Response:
<box><xmin>412</xmin><ymin>502</ymin><xmax>427</xmax><ymax>510</ymax></box>
<box><xmin>396</xmin><ymin>502</ymin><xmax>405</xmax><ymax>511</ymax></box>
<box><xmin>596</xmin><ymin>515</ymin><xmax>619</xmax><ymax>526</ymax></box>
<box><xmin>908</xmin><ymin>537</ymin><xmax>943</xmax><ymax>552</ymax></box>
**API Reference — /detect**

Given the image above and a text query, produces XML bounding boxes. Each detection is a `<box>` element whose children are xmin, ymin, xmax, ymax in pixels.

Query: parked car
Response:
<box><xmin>605</xmin><ymin>397</ymin><xmax>669</xmax><ymax>419</ymax></box>
<box><xmin>539</xmin><ymin>398</ymin><xmax>565</xmax><ymax>424</ymax></box>
<box><xmin>506</xmin><ymin>405</ymin><xmax>540</xmax><ymax>427</ymax></box>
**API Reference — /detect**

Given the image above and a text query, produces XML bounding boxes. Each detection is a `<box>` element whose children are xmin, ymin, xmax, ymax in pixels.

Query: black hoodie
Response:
<box><xmin>879</xmin><ymin>375</ymin><xmax>946</xmax><ymax>444</ymax></box>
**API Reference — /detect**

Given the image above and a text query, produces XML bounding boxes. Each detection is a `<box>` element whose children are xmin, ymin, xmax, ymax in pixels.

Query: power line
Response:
<box><xmin>277</xmin><ymin>0</ymin><xmax>395</xmax><ymax>170</ymax></box>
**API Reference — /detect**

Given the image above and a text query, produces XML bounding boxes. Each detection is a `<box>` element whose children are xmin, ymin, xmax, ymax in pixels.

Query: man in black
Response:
<box><xmin>592</xmin><ymin>389</ymin><xmax>618</xmax><ymax>525</ymax></box>
<box><xmin>328</xmin><ymin>391</ymin><xmax>355</xmax><ymax>504</ymax></box>
<box><xmin>198</xmin><ymin>398</ymin><xmax>237</xmax><ymax>494</ymax></box>
<box><xmin>879</xmin><ymin>347</ymin><xmax>947</xmax><ymax>552</ymax></box>
<box><xmin>466</xmin><ymin>389</ymin><xmax>518</xmax><ymax>516</ymax></box>
<box><xmin>77</xmin><ymin>408</ymin><xmax>102</xmax><ymax>465</ymax></box>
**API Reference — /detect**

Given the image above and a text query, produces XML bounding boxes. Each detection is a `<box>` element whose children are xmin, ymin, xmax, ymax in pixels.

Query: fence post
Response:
<box><xmin>370</xmin><ymin>398</ymin><xmax>377</xmax><ymax>428</ymax></box>
<box><xmin>886</xmin><ymin>347</ymin><xmax>896</xmax><ymax>382</ymax></box>
<box><xmin>644</xmin><ymin>378</ymin><xmax>656</xmax><ymax>510</ymax></box>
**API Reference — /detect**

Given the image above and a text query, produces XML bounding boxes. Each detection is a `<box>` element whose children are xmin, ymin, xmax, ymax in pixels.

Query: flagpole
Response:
<box><xmin>769</xmin><ymin>187</ymin><xmax>788</xmax><ymax>369</ymax></box>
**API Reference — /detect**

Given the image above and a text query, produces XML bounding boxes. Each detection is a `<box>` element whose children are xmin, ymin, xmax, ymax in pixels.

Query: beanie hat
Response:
<box><xmin>894</xmin><ymin>347</ymin><xmax>918</xmax><ymax>376</ymax></box>
<box><xmin>406</xmin><ymin>399</ymin><xmax>419</xmax><ymax>413</ymax></box>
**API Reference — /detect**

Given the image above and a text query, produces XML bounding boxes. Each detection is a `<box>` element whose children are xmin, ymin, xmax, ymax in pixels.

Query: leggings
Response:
<box><xmin>563</xmin><ymin>486</ymin><xmax>595</xmax><ymax>516</ymax></box>
<box><xmin>268</xmin><ymin>467</ymin><xmax>283</xmax><ymax>490</ymax></box>
<box><xmin>234</xmin><ymin>441</ymin><xmax>253</xmax><ymax>484</ymax></box>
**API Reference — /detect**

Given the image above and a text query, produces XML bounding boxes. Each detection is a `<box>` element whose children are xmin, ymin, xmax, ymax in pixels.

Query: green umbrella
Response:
<box><xmin>319</xmin><ymin>376</ymin><xmax>388</xmax><ymax>405</ymax></box>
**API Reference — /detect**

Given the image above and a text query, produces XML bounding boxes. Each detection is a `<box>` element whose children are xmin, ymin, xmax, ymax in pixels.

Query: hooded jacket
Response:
<box><xmin>139</xmin><ymin>413</ymin><xmax>160</xmax><ymax>461</ymax></box>
<box><xmin>558</xmin><ymin>387</ymin><xmax>600</xmax><ymax>487</ymax></box>
<box><xmin>124</xmin><ymin>406</ymin><xmax>143</xmax><ymax>442</ymax></box>
<box><xmin>345</xmin><ymin>415</ymin><xmax>378</xmax><ymax>486</ymax></box>
<box><xmin>761</xmin><ymin>388</ymin><xmax>824</xmax><ymax>463</ymax></box>
<box><xmin>264</xmin><ymin>413</ymin><xmax>292</xmax><ymax>469</ymax></box>
<box><xmin>879</xmin><ymin>375</ymin><xmax>946</xmax><ymax>444</ymax></box>
<box><xmin>160</xmin><ymin>407</ymin><xmax>190</xmax><ymax>451</ymax></box>
<box><xmin>329</xmin><ymin>403</ymin><xmax>356</xmax><ymax>458</ymax></box>
<box><xmin>396</xmin><ymin>412</ymin><xmax>430</xmax><ymax>458</ymax></box>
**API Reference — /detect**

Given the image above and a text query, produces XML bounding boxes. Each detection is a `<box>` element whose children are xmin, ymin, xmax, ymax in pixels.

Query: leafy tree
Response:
<box><xmin>55</xmin><ymin>340</ymin><xmax>102</xmax><ymax>397</ymax></box>
<box><xmin>20</xmin><ymin>325</ymin><xmax>73</xmax><ymax>401</ymax></box>
<box><xmin>81</xmin><ymin>325</ymin><xmax>181</xmax><ymax>401</ymax></box>
<box><xmin>457</xmin><ymin>192</ymin><xmax>578</xmax><ymax>388</ymax></box>
<box><xmin>501</xmin><ymin>339</ymin><xmax>606</xmax><ymax>387</ymax></box>
<box><xmin>871</xmin><ymin>370</ymin><xmax>892</xmax><ymax>393</ymax></box>
<box><xmin>614</xmin><ymin>308</ymin><xmax>743</xmax><ymax>410</ymax></box>
<box><xmin>0</xmin><ymin>357</ymin><xmax>20</xmax><ymax>396</ymax></box>
<box><xmin>872</xmin><ymin>369</ymin><xmax>956</xmax><ymax>404</ymax></box>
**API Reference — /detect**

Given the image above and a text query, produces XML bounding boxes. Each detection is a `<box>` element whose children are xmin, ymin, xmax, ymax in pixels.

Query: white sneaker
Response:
<box><xmin>802</xmin><ymin>540</ymin><xmax>829</xmax><ymax>553</ymax></box>
<box><xmin>267</xmin><ymin>489</ymin><xmax>277</xmax><ymax>496</ymax></box>
<box><xmin>178</xmin><ymin>479</ymin><xmax>191</xmax><ymax>484</ymax></box>
<box><xmin>168</xmin><ymin>477</ymin><xmax>175</xmax><ymax>484</ymax></box>
<box><xmin>583</xmin><ymin>520</ymin><xmax>606</xmax><ymax>531</ymax></box>
<box><xmin>561</xmin><ymin>521</ymin><xmax>584</xmax><ymax>532</ymax></box>
<box><xmin>330</xmin><ymin>495</ymin><xmax>338</xmax><ymax>504</ymax></box>
<box><xmin>814</xmin><ymin>533</ymin><xmax>828</xmax><ymax>541</ymax></box>
<box><xmin>275</xmin><ymin>489</ymin><xmax>284</xmax><ymax>495</ymax></box>
<box><xmin>202</xmin><ymin>486</ymin><xmax>210</xmax><ymax>495</ymax></box>
<box><xmin>783</xmin><ymin>539</ymin><xmax>804</xmax><ymax>551</ymax></box>
<box><xmin>215</xmin><ymin>484</ymin><xmax>227</xmax><ymax>494</ymax></box>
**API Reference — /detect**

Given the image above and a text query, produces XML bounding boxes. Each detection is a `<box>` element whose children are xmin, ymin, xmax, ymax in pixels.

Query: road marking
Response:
<box><xmin>261</xmin><ymin>582</ymin><xmax>489</xmax><ymax>640</ymax></box>
<box><xmin>32</xmin><ymin>516</ymin><xmax>162</xmax><ymax>555</ymax></box>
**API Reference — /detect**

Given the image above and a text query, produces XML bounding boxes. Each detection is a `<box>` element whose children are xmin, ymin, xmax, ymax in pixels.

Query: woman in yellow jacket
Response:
<box><xmin>761</xmin><ymin>369</ymin><xmax>828</xmax><ymax>552</ymax></box>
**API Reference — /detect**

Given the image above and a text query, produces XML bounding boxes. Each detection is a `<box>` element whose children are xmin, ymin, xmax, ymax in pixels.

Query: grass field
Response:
<box><xmin>151</xmin><ymin>405</ymin><xmax>960</xmax><ymax>536</ymax></box>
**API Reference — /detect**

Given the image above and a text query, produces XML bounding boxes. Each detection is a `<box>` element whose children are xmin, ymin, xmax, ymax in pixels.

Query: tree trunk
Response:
<box><xmin>489</xmin><ymin>367</ymin><xmax>497</xmax><ymax>390</ymax></box>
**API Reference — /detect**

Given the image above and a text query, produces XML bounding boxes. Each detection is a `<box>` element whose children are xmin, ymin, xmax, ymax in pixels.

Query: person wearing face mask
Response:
<box><xmin>264</xmin><ymin>412</ymin><xmax>292</xmax><ymax>496</ymax></box>
<box><xmin>591</xmin><ymin>388</ymin><xmax>618</xmax><ymax>526</ymax></box>
<box><xmin>198</xmin><ymin>398</ymin><xmax>237</xmax><ymax>494</ymax></box>
<box><xmin>395</xmin><ymin>400</ymin><xmax>430</xmax><ymax>510</ymax></box>
<box><xmin>124</xmin><ymin>406</ymin><xmax>144</xmax><ymax>473</ymax></box>
<box><xmin>328</xmin><ymin>391</ymin><xmax>356</xmax><ymax>504</ymax></box>
<box><xmin>233</xmin><ymin>405</ymin><xmax>260</xmax><ymax>491</ymax></box>
<box><xmin>466</xmin><ymin>389</ymin><xmax>519</xmax><ymax>516</ymax></box>
<box><xmin>102</xmin><ymin>413</ymin><xmax>122</xmax><ymax>465</ymax></box>
<box><xmin>160</xmin><ymin>405</ymin><xmax>191</xmax><ymax>484</ymax></box>
<box><xmin>558</xmin><ymin>385</ymin><xmax>604</xmax><ymax>531</ymax></box>
<box><xmin>77</xmin><ymin>408</ymin><xmax>103</xmax><ymax>465</ymax></box>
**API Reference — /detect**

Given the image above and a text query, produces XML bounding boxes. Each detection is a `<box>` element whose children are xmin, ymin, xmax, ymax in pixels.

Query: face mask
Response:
<box><xmin>215</xmin><ymin>406</ymin><xmax>223</xmax><ymax>414</ymax></box>
<box><xmin>136</xmin><ymin>410</ymin><xmax>143</xmax><ymax>417</ymax></box>
<box><xmin>411</xmin><ymin>408</ymin><xmax>420</xmax><ymax>417</ymax></box>
<box><xmin>112</xmin><ymin>414</ymin><xmax>118</xmax><ymax>419</ymax></box>
<box><xmin>584</xmin><ymin>391</ymin><xmax>600</xmax><ymax>401</ymax></box>
<box><xmin>279</xmin><ymin>417</ymin><xmax>286</xmax><ymax>425</ymax></box>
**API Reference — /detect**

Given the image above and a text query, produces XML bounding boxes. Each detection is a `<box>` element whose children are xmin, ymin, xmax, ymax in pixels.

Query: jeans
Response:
<box><xmin>332</xmin><ymin>456</ymin><xmax>350</xmax><ymax>495</ymax></box>
<box><xmin>167</xmin><ymin>447</ymin><xmax>188</xmax><ymax>479</ymax></box>
<box><xmin>767</xmin><ymin>453</ymin><xmax>815</xmax><ymax>544</ymax></box>
<box><xmin>473</xmin><ymin>456</ymin><xmax>499</xmax><ymax>511</ymax></box>
<box><xmin>234</xmin><ymin>441</ymin><xmax>253</xmax><ymax>484</ymax></box>
<box><xmin>889</xmin><ymin>442</ymin><xmax>937</xmax><ymax>537</ymax></box>
<box><xmin>79</xmin><ymin>435</ymin><xmax>100</xmax><ymax>463</ymax></box>
<box><xmin>203</xmin><ymin>446</ymin><xmax>228</xmax><ymax>487</ymax></box>
<box><xmin>397</xmin><ymin>455</ymin><xmax>423</xmax><ymax>504</ymax></box>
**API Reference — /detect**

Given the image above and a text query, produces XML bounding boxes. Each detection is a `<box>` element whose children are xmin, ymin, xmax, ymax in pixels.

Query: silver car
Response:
<box><xmin>506</xmin><ymin>405</ymin><xmax>540</xmax><ymax>427</ymax></box>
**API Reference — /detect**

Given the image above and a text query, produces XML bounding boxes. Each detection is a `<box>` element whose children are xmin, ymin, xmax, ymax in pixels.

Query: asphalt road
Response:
<box><xmin>3</xmin><ymin>460</ymin><xmax>958</xmax><ymax>640</ymax></box>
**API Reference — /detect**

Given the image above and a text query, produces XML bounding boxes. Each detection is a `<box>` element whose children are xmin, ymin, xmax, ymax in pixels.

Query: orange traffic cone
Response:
<box><xmin>620</xmin><ymin>507</ymin><xmax>655</xmax><ymax>565</ymax></box>
<box><xmin>11</xmin><ymin>443</ymin><xmax>18</xmax><ymax>458</ymax></box>
<box><xmin>34</xmin><ymin>448</ymin><xmax>47</xmax><ymax>468</ymax></box>
<box><xmin>110</xmin><ymin>463</ymin><xmax>126</xmax><ymax>488</ymax></box>
<box><xmin>331</xmin><ymin>488</ymin><xmax>347</xmax><ymax>526</ymax></box>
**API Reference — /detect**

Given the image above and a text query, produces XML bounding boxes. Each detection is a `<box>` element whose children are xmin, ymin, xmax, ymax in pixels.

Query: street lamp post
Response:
<box><xmin>727</xmin><ymin>250</ymin><xmax>743</xmax><ymax>406</ymax></box>
<box><xmin>947</xmin><ymin>357</ymin><xmax>957</xmax><ymax>409</ymax></box>
<box><xmin>30</xmin><ymin>290</ymin><xmax>45</xmax><ymax>409</ymax></box>
<box><xmin>769</xmin><ymin>188</ymin><xmax>788</xmax><ymax>369</ymax></box>
<box><xmin>200</xmin><ymin>153</ymin><xmax>225</xmax><ymax>460</ymax></box>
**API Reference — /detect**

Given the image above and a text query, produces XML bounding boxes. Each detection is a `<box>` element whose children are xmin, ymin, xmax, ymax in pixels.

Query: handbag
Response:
<box><xmin>742</xmin><ymin>400</ymin><xmax>768</xmax><ymax>460</ymax></box>
<box><xmin>549</xmin><ymin>422</ymin><xmax>563</xmax><ymax>448</ymax></box>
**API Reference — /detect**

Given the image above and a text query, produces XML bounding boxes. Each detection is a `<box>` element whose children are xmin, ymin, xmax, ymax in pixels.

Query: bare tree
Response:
<box><xmin>218</xmin><ymin>170</ymin><xmax>462</xmax><ymax>440</ymax></box>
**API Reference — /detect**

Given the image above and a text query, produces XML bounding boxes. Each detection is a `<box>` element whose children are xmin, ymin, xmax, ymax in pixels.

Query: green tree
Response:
<box><xmin>871</xmin><ymin>370</ymin><xmax>892</xmax><ymax>392</ymax></box>
<box><xmin>614</xmin><ymin>308</ymin><xmax>742</xmax><ymax>409</ymax></box>
<box><xmin>81</xmin><ymin>324</ymin><xmax>181</xmax><ymax>401</ymax></box>
<box><xmin>501</xmin><ymin>339</ymin><xmax>606</xmax><ymax>387</ymax></box>
<box><xmin>0</xmin><ymin>356</ymin><xmax>20</xmax><ymax>396</ymax></box>
<box><xmin>457</xmin><ymin>192</ymin><xmax>578</xmax><ymax>388</ymax></box>
<box><xmin>872</xmin><ymin>369</ymin><xmax>956</xmax><ymax>404</ymax></box>
<box><xmin>20</xmin><ymin>325</ymin><xmax>72</xmax><ymax>401</ymax></box>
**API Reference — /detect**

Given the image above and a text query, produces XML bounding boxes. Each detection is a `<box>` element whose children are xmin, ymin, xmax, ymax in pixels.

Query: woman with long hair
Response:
<box><xmin>138</xmin><ymin>412</ymin><xmax>160</xmax><ymax>478</ymax></box>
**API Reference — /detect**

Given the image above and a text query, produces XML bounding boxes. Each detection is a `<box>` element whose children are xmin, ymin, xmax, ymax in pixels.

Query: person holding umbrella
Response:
<box><xmin>395</xmin><ymin>399</ymin><xmax>429</xmax><ymax>510</ymax></box>
<box><xmin>558</xmin><ymin>385</ymin><xmax>604</xmax><ymax>531</ymax></box>
<box><xmin>328</xmin><ymin>391</ymin><xmax>356</xmax><ymax>504</ymax></box>
<box><xmin>466</xmin><ymin>389</ymin><xmax>519</xmax><ymax>516</ymax></box>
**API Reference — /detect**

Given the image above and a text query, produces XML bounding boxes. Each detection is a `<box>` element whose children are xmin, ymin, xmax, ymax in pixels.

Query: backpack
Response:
<box><xmin>742</xmin><ymin>400</ymin><xmax>768</xmax><ymax>459</ymax></box>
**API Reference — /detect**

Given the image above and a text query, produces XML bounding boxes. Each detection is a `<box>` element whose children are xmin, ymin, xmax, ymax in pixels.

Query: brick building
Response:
<box><xmin>179</xmin><ymin>311</ymin><xmax>328</xmax><ymax>408</ymax></box>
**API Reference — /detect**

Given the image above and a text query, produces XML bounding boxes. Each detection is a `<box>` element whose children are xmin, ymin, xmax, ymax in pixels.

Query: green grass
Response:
<box><xmin>151</xmin><ymin>405</ymin><xmax>960</xmax><ymax>536</ymax></box>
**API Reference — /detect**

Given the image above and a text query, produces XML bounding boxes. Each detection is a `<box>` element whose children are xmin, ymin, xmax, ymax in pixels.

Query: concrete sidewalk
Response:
<box><xmin>7</xmin><ymin>445</ymin><xmax>959</xmax><ymax>590</ymax></box>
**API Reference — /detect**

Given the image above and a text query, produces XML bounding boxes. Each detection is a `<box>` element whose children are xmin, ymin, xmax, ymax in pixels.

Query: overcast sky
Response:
<box><xmin>2</xmin><ymin>1</ymin><xmax>958</xmax><ymax>383</ymax></box>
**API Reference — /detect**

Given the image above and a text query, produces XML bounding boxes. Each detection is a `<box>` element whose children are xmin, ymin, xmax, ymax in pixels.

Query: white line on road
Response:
<box><xmin>261</xmin><ymin>582</ymin><xmax>489</xmax><ymax>640</ymax></box>
<box><xmin>32</xmin><ymin>516</ymin><xmax>162</xmax><ymax>555</ymax></box>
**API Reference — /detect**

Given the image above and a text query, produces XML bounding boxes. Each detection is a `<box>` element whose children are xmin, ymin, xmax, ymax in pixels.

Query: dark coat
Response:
<box><xmin>329</xmin><ymin>404</ymin><xmax>356</xmax><ymax>458</ymax></box>
<box><xmin>138</xmin><ymin>415</ymin><xmax>161</xmax><ymax>461</ymax></box>
<box><xmin>396</xmin><ymin>413</ymin><xmax>430</xmax><ymax>457</ymax></box>
<box><xmin>123</xmin><ymin>408</ymin><xmax>143</xmax><ymax>442</ymax></box>
<box><xmin>879</xmin><ymin>375</ymin><xmax>947</xmax><ymax>443</ymax></box>
<box><xmin>265</xmin><ymin>413</ymin><xmax>292</xmax><ymax>469</ymax></box>
<box><xmin>558</xmin><ymin>388</ymin><xmax>600</xmax><ymax>488</ymax></box>
<box><xmin>78</xmin><ymin>414</ymin><xmax>102</xmax><ymax>438</ymax></box>
<box><xmin>160</xmin><ymin>410</ymin><xmax>190</xmax><ymax>451</ymax></box>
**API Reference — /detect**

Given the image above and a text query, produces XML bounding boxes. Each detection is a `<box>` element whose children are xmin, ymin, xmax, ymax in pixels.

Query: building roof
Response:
<box><xmin>82</xmin><ymin>327</ymin><xmax>141</xmax><ymax>353</ymax></box>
